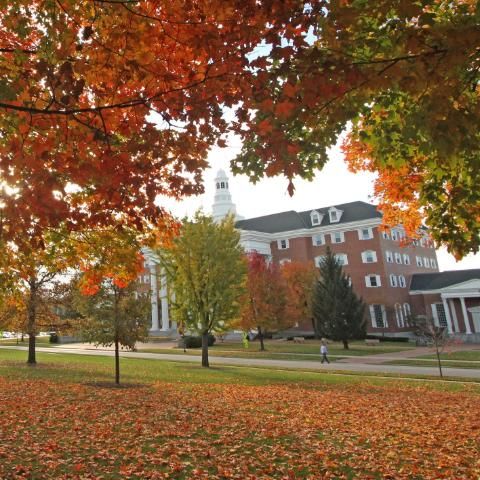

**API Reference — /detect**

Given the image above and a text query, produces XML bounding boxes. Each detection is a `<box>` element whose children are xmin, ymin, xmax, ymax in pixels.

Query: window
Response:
<box><xmin>416</xmin><ymin>256</ymin><xmax>423</xmax><ymax>267</ymax></box>
<box><xmin>431</xmin><ymin>259</ymin><xmax>437</xmax><ymax>269</ymax></box>
<box><xmin>382</xmin><ymin>231</ymin><xmax>390</xmax><ymax>240</ymax></box>
<box><xmin>361</xmin><ymin>250</ymin><xmax>377</xmax><ymax>263</ymax></box>
<box><xmin>331</xmin><ymin>231</ymin><xmax>345</xmax><ymax>244</ymax></box>
<box><xmin>370</xmin><ymin>304</ymin><xmax>387</xmax><ymax>328</ymax></box>
<box><xmin>403</xmin><ymin>303</ymin><xmax>411</xmax><ymax>320</ymax></box>
<box><xmin>328</xmin><ymin>207</ymin><xmax>342</xmax><ymax>223</ymax></box>
<box><xmin>432</xmin><ymin>303</ymin><xmax>448</xmax><ymax>328</ymax></box>
<box><xmin>403</xmin><ymin>254</ymin><xmax>410</xmax><ymax>265</ymax></box>
<box><xmin>144</xmin><ymin>274</ymin><xmax>150</xmax><ymax>283</ymax></box>
<box><xmin>314</xmin><ymin>256</ymin><xmax>326</xmax><ymax>268</ymax></box>
<box><xmin>278</xmin><ymin>239</ymin><xmax>289</xmax><ymax>250</ymax></box>
<box><xmin>395</xmin><ymin>303</ymin><xmax>405</xmax><ymax>328</ymax></box>
<box><xmin>312</xmin><ymin>234</ymin><xmax>325</xmax><ymax>246</ymax></box>
<box><xmin>423</xmin><ymin>257</ymin><xmax>430</xmax><ymax>268</ymax></box>
<box><xmin>358</xmin><ymin>228</ymin><xmax>373</xmax><ymax>240</ymax></box>
<box><xmin>310</xmin><ymin>210</ymin><xmax>323</xmax><ymax>226</ymax></box>
<box><xmin>391</xmin><ymin>230</ymin><xmax>398</xmax><ymax>241</ymax></box>
<box><xmin>398</xmin><ymin>275</ymin><xmax>406</xmax><ymax>288</ymax></box>
<box><xmin>420</xmin><ymin>237</ymin><xmax>425</xmax><ymax>247</ymax></box>
<box><xmin>216</xmin><ymin>182</ymin><xmax>220</xmax><ymax>189</ymax></box>
<box><xmin>220</xmin><ymin>182</ymin><xmax>225</xmax><ymax>188</ymax></box>
<box><xmin>366</xmin><ymin>275</ymin><xmax>381</xmax><ymax>287</ymax></box>
<box><xmin>394</xmin><ymin>252</ymin><xmax>402</xmax><ymax>264</ymax></box>
<box><xmin>335</xmin><ymin>253</ymin><xmax>348</xmax><ymax>266</ymax></box>
<box><xmin>390</xmin><ymin>274</ymin><xmax>398</xmax><ymax>287</ymax></box>
<box><xmin>385</xmin><ymin>251</ymin><xmax>393</xmax><ymax>263</ymax></box>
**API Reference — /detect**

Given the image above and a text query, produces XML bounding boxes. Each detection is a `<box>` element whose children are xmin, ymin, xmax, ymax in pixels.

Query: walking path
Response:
<box><xmin>2</xmin><ymin>344</ymin><xmax>480</xmax><ymax>380</ymax></box>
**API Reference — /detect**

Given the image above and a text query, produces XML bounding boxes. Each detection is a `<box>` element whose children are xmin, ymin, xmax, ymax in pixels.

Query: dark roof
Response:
<box><xmin>410</xmin><ymin>269</ymin><xmax>480</xmax><ymax>291</ymax></box>
<box><xmin>235</xmin><ymin>201</ymin><xmax>381</xmax><ymax>234</ymax></box>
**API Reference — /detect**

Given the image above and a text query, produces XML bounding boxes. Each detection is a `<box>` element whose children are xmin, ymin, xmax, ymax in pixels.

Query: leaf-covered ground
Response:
<box><xmin>0</xmin><ymin>377</ymin><xmax>478</xmax><ymax>479</ymax></box>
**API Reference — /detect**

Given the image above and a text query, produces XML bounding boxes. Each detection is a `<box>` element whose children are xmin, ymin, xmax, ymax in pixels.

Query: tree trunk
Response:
<box><xmin>435</xmin><ymin>343</ymin><xmax>443</xmax><ymax>378</ymax></box>
<box><xmin>342</xmin><ymin>339</ymin><xmax>349</xmax><ymax>350</ymax></box>
<box><xmin>258</xmin><ymin>326</ymin><xmax>265</xmax><ymax>351</ymax></box>
<box><xmin>114</xmin><ymin>336</ymin><xmax>120</xmax><ymax>384</ymax></box>
<box><xmin>27</xmin><ymin>283</ymin><xmax>37</xmax><ymax>365</ymax></box>
<box><xmin>201</xmin><ymin>331</ymin><xmax>209</xmax><ymax>367</ymax></box>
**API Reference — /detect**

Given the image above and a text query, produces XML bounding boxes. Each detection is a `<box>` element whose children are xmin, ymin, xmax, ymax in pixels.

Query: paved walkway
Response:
<box><xmin>2</xmin><ymin>345</ymin><xmax>480</xmax><ymax>380</ymax></box>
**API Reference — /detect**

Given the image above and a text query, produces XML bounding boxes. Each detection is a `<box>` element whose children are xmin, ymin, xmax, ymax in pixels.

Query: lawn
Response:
<box><xmin>419</xmin><ymin>350</ymin><xmax>480</xmax><ymax>362</ymax></box>
<box><xmin>0</xmin><ymin>350</ymin><xmax>479</xmax><ymax>479</ymax></box>
<box><xmin>386</xmin><ymin>359</ymin><xmax>480</xmax><ymax>370</ymax></box>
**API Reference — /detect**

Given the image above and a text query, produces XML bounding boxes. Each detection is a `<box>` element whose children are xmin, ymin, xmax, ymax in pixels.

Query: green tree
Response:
<box><xmin>75</xmin><ymin>280</ymin><xmax>150</xmax><ymax>385</ymax></box>
<box><xmin>313</xmin><ymin>248</ymin><xmax>366</xmax><ymax>349</ymax></box>
<box><xmin>162</xmin><ymin>213</ymin><xmax>246</xmax><ymax>367</ymax></box>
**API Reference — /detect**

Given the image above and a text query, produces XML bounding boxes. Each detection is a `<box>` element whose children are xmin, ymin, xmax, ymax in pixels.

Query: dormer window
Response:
<box><xmin>328</xmin><ymin>207</ymin><xmax>342</xmax><ymax>223</ymax></box>
<box><xmin>310</xmin><ymin>210</ymin><xmax>323</xmax><ymax>226</ymax></box>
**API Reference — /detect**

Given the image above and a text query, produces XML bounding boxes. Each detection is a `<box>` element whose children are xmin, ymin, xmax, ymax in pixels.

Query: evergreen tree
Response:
<box><xmin>313</xmin><ymin>248</ymin><xmax>366</xmax><ymax>349</ymax></box>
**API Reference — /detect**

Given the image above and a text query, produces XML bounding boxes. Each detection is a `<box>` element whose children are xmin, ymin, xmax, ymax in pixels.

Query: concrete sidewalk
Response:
<box><xmin>2</xmin><ymin>345</ymin><xmax>480</xmax><ymax>380</ymax></box>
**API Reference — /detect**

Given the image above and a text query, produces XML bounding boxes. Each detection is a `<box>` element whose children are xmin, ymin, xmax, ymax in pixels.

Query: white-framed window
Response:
<box><xmin>420</xmin><ymin>237</ymin><xmax>425</xmax><ymax>247</ymax></box>
<box><xmin>403</xmin><ymin>253</ymin><xmax>410</xmax><ymax>265</ymax></box>
<box><xmin>328</xmin><ymin>207</ymin><xmax>343</xmax><ymax>223</ymax></box>
<box><xmin>385</xmin><ymin>251</ymin><xmax>393</xmax><ymax>263</ymax></box>
<box><xmin>361</xmin><ymin>250</ymin><xmax>377</xmax><ymax>263</ymax></box>
<box><xmin>335</xmin><ymin>253</ymin><xmax>348</xmax><ymax>266</ymax></box>
<box><xmin>390</xmin><ymin>274</ymin><xmax>398</xmax><ymax>287</ymax></box>
<box><xmin>144</xmin><ymin>274</ymin><xmax>150</xmax><ymax>283</ymax></box>
<box><xmin>397</xmin><ymin>229</ymin><xmax>406</xmax><ymax>241</ymax></box>
<box><xmin>278</xmin><ymin>239</ymin><xmax>289</xmax><ymax>250</ymax></box>
<box><xmin>398</xmin><ymin>275</ymin><xmax>406</xmax><ymax>288</ymax></box>
<box><xmin>403</xmin><ymin>303</ymin><xmax>411</xmax><ymax>320</ymax></box>
<box><xmin>370</xmin><ymin>304</ymin><xmax>387</xmax><ymax>328</ymax></box>
<box><xmin>391</xmin><ymin>229</ymin><xmax>398</xmax><ymax>241</ymax></box>
<box><xmin>382</xmin><ymin>230</ymin><xmax>390</xmax><ymax>240</ymax></box>
<box><xmin>366</xmin><ymin>274</ymin><xmax>381</xmax><ymax>287</ymax></box>
<box><xmin>310</xmin><ymin>210</ymin><xmax>323</xmax><ymax>226</ymax></box>
<box><xmin>395</xmin><ymin>303</ymin><xmax>405</xmax><ymax>328</ymax></box>
<box><xmin>423</xmin><ymin>257</ymin><xmax>430</xmax><ymax>268</ymax></box>
<box><xmin>432</xmin><ymin>303</ymin><xmax>448</xmax><ymax>328</ymax></box>
<box><xmin>312</xmin><ymin>234</ymin><xmax>325</xmax><ymax>246</ymax></box>
<box><xmin>431</xmin><ymin>259</ymin><xmax>437</xmax><ymax>269</ymax></box>
<box><xmin>358</xmin><ymin>227</ymin><xmax>374</xmax><ymax>240</ymax></box>
<box><xmin>416</xmin><ymin>256</ymin><xmax>423</xmax><ymax>267</ymax></box>
<box><xmin>394</xmin><ymin>252</ymin><xmax>402</xmax><ymax>264</ymax></box>
<box><xmin>314</xmin><ymin>255</ymin><xmax>326</xmax><ymax>268</ymax></box>
<box><xmin>331</xmin><ymin>231</ymin><xmax>345</xmax><ymax>244</ymax></box>
<box><xmin>279</xmin><ymin>258</ymin><xmax>291</xmax><ymax>265</ymax></box>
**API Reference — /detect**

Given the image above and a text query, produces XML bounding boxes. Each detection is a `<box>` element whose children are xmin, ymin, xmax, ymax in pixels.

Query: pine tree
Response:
<box><xmin>313</xmin><ymin>248</ymin><xmax>366</xmax><ymax>349</ymax></box>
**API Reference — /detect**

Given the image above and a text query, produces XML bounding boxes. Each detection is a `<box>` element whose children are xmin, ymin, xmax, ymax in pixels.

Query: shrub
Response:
<box><xmin>179</xmin><ymin>334</ymin><xmax>216</xmax><ymax>349</ymax></box>
<box><xmin>49</xmin><ymin>332</ymin><xmax>59</xmax><ymax>344</ymax></box>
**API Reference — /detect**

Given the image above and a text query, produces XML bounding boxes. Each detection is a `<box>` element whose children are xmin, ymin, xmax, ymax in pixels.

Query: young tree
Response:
<box><xmin>74</xmin><ymin>280</ymin><xmax>149</xmax><ymax>385</ymax></box>
<box><xmin>238</xmin><ymin>252</ymin><xmax>288</xmax><ymax>351</ymax></box>
<box><xmin>281</xmin><ymin>261</ymin><xmax>318</xmax><ymax>335</ymax></box>
<box><xmin>74</xmin><ymin>227</ymin><xmax>149</xmax><ymax>384</ymax></box>
<box><xmin>162</xmin><ymin>213</ymin><xmax>246</xmax><ymax>367</ymax></box>
<box><xmin>313</xmin><ymin>248</ymin><xmax>366</xmax><ymax>349</ymax></box>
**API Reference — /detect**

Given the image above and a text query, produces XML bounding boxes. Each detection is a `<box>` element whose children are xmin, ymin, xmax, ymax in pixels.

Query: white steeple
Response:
<box><xmin>212</xmin><ymin>169</ymin><xmax>242</xmax><ymax>222</ymax></box>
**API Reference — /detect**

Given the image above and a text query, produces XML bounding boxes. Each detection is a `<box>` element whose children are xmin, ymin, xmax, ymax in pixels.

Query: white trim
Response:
<box><xmin>361</xmin><ymin>250</ymin><xmax>377</xmax><ymax>263</ymax></box>
<box><xmin>441</xmin><ymin>296</ymin><xmax>453</xmax><ymax>333</ymax></box>
<box><xmin>277</xmin><ymin>239</ymin><xmax>289</xmax><ymax>250</ymax></box>
<box><xmin>312</xmin><ymin>233</ymin><xmax>325</xmax><ymax>246</ymax></box>
<box><xmin>385</xmin><ymin>251</ymin><xmax>393</xmax><ymax>263</ymax></box>
<box><xmin>331</xmin><ymin>231</ymin><xmax>345</xmax><ymax>244</ymax></box>
<box><xmin>366</xmin><ymin>274</ymin><xmax>381</xmax><ymax>288</ymax></box>
<box><xmin>448</xmin><ymin>298</ymin><xmax>459</xmax><ymax>333</ymax></box>
<box><xmin>390</xmin><ymin>274</ymin><xmax>398</xmax><ymax>287</ymax></box>
<box><xmin>461</xmin><ymin>297</ymin><xmax>472</xmax><ymax>334</ymax></box>
<box><xmin>310</xmin><ymin>210</ymin><xmax>323</xmax><ymax>226</ymax></box>
<box><xmin>328</xmin><ymin>206</ymin><xmax>343</xmax><ymax>223</ymax></box>
<box><xmin>358</xmin><ymin>227</ymin><xmax>374</xmax><ymax>240</ymax></box>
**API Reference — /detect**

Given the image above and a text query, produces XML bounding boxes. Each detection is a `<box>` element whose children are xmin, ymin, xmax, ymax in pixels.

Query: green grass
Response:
<box><xmin>0</xmin><ymin>336</ymin><xmax>51</xmax><ymax>346</ymax></box>
<box><xmin>1</xmin><ymin>349</ymin><xmax>478</xmax><ymax>393</ymax></box>
<box><xmin>418</xmin><ymin>350</ymin><xmax>480</xmax><ymax>361</ymax></box>
<box><xmin>140</xmin><ymin>339</ymin><xmax>414</xmax><ymax>358</ymax></box>
<box><xmin>386</xmin><ymin>359</ymin><xmax>480</xmax><ymax>370</ymax></box>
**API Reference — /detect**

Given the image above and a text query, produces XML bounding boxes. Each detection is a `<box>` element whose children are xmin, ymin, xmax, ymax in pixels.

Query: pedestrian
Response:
<box><xmin>320</xmin><ymin>341</ymin><xmax>330</xmax><ymax>364</ymax></box>
<box><xmin>242</xmin><ymin>332</ymin><xmax>250</xmax><ymax>349</ymax></box>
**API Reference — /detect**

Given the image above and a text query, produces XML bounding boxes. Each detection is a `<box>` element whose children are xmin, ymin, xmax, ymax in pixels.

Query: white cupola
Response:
<box><xmin>212</xmin><ymin>169</ymin><xmax>242</xmax><ymax>222</ymax></box>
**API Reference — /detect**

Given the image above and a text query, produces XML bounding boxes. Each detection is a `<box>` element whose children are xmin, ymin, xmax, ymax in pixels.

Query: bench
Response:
<box><xmin>365</xmin><ymin>339</ymin><xmax>380</xmax><ymax>346</ymax></box>
<box><xmin>293</xmin><ymin>336</ymin><xmax>305</xmax><ymax>343</ymax></box>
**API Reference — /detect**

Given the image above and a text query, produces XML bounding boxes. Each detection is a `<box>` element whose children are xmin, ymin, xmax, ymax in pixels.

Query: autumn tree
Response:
<box><xmin>74</xmin><ymin>227</ymin><xmax>149</xmax><ymax>384</ymax></box>
<box><xmin>0</xmin><ymin>230</ymin><xmax>76</xmax><ymax>364</ymax></box>
<box><xmin>161</xmin><ymin>213</ymin><xmax>246</xmax><ymax>367</ymax></box>
<box><xmin>233</xmin><ymin>1</ymin><xmax>480</xmax><ymax>258</ymax></box>
<box><xmin>281</xmin><ymin>261</ymin><xmax>318</xmax><ymax>334</ymax></box>
<box><xmin>239</xmin><ymin>252</ymin><xmax>288</xmax><ymax>351</ymax></box>
<box><xmin>313</xmin><ymin>248</ymin><xmax>366</xmax><ymax>349</ymax></box>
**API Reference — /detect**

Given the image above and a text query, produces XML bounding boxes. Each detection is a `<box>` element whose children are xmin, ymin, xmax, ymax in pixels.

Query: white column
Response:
<box><xmin>448</xmin><ymin>299</ymin><xmax>459</xmax><ymax>333</ymax></box>
<box><xmin>160</xmin><ymin>270</ymin><xmax>169</xmax><ymax>331</ymax></box>
<box><xmin>149</xmin><ymin>262</ymin><xmax>159</xmax><ymax>332</ymax></box>
<box><xmin>441</xmin><ymin>296</ymin><xmax>453</xmax><ymax>334</ymax></box>
<box><xmin>460</xmin><ymin>297</ymin><xmax>472</xmax><ymax>334</ymax></box>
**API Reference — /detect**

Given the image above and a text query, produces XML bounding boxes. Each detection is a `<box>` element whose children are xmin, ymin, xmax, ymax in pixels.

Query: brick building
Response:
<box><xmin>236</xmin><ymin>201</ymin><xmax>439</xmax><ymax>337</ymax></box>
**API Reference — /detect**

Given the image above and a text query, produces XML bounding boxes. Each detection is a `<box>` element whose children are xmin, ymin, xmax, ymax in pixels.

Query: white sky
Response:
<box><xmin>159</xmin><ymin>140</ymin><xmax>478</xmax><ymax>273</ymax></box>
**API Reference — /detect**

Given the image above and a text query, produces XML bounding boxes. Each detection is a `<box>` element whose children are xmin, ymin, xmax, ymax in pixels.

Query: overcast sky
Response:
<box><xmin>159</xmin><ymin>139</ymin><xmax>478</xmax><ymax>273</ymax></box>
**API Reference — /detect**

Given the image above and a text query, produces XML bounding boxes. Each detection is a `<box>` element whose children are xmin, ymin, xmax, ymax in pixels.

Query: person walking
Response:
<box><xmin>320</xmin><ymin>341</ymin><xmax>330</xmax><ymax>364</ymax></box>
